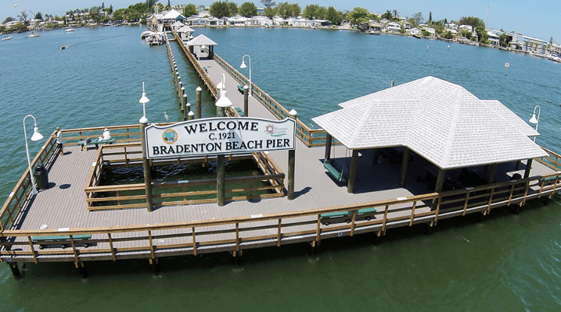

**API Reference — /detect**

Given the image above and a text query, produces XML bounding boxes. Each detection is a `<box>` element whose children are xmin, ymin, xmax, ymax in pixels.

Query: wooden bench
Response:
<box><xmin>237</xmin><ymin>85</ymin><xmax>245</xmax><ymax>93</ymax></box>
<box><xmin>321</xmin><ymin>207</ymin><xmax>378</xmax><ymax>225</ymax></box>
<box><xmin>235</xmin><ymin>107</ymin><xmax>244</xmax><ymax>116</ymax></box>
<box><xmin>32</xmin><ymin>234</ymin><xmax>92</xmax><ymax>249</ymax></box>
<box><xmin>79</xmin><ymin>138</ymin><xmax>116</xmax><ymax>150</ymax></box>
<box><xmin>323</xmin><ymin>161</ymin><xmax>345</xmax><ymax>182</ymax></box>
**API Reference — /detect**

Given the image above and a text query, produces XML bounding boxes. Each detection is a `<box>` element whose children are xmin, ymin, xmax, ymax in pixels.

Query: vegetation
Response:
<box><xmin>459</xmin><ymin>29</ymin><xmax>472</xmax><ymax>40</ymax></box>
<box><xmin>458</xmin><ymin>16</ymin><xmax>485</xmax><ymax>29</ymax></box>
<box><xmin>326</xmin><ymin>6</ymin><xmax>343</xmax><ymax>25</ymax></box>
<box><xmin>183</xmin><ymin>3</ymin><xmax>198</xmax><ymax>17</ymax></box>
<box><xmin>277</xmin><ymin>2</ymin><xmax>293</xmax><ymax>19</ymax></box>
<box><xmin>209</xmin><ymin>1</ymin><xmax>232</xmax><ymax>19</ymax></box>
<box><xmin>475</xmin><ymin>26</ymin><xmax>489</xmax><ymax>44</ymax></box>
<box><xmin>238</xmin><ymin>2</ymin><xmax>257</xmax><ymax>17</ymax></box>
<box><xmin>346</xmin><ymin>7</ymin><xmax>370</xmax><ymax>26</ymax></box>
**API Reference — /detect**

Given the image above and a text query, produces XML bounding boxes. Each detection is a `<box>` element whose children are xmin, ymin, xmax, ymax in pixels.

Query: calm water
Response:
<box><xmin>0</xmin><ymin>26</ymin><xmax>560</xmax><ymax>311</ymax></box>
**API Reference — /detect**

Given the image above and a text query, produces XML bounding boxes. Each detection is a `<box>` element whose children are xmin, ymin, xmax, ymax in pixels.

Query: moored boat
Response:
<box><xmin>2</xmin><ymin>36</ymin><xmax>13</xmax><ymax>41</ymax></box>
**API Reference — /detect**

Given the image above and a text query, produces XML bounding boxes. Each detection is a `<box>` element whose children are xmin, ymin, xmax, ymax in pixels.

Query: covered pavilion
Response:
<box><xmin>312</xmin><ymin>76</ymin><xmax>547</xmax><ymax>193</ymax></box>
<box><xmin>186</xmin><ymin>34</ymin><xmax>217</xmax><ymax>59</ymax></box>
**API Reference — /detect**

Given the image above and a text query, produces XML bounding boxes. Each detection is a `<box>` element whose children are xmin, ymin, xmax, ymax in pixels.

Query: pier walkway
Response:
<box><xmin>1</xmin><ymin>34</ymin><xmax>560</xmax><ymax>267</ymax></box>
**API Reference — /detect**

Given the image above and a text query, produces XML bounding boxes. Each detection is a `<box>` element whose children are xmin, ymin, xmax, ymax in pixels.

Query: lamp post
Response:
<box><xmin>23</xmin><ymin>115</ymin><xmax>43</xmax><ymax>196</ymax></box>
<box><xmin>215</xmin><ymin>78</ymin><xmax>233</xmax><ymax>207</ymax></box>
<box><xmin>240</xmin><ymin>54</ymin><xmax>252</xmax><ymax>97</ymax></box>
<box><xmin>529</xmin><ymin>105</ymin><xmax>540</xmax><ymax>142</ymax></box>
<box><xmin>139</xmin><ymin>82</ymin><xmax>153</xmax><ymax>212</ymax></box>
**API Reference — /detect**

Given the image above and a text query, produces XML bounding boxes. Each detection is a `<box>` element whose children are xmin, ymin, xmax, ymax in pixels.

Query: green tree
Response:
<box><xmin>442</xmin><ymin>30</ymin><xmax>454</xmax><ymax>39</ymax></box>
<box><xmin>261</xmin><ymin>0</ymin><xmax>276</xmax><ymax>8</ymax></box>
<box><xmin>277</xmin><ymin>2</ymin><xmax>293</xmax><ymax>19</ymax></box>
<box><xmin>210</xmin><ymin>1</ymin><xmax>231</xmax><ymax>18</ymax></box>
<box><xmin>315</xmin><ymin>6</ymin><xmax>327</xmax><ymax>19</ymax></box>
<box><xmin>412</xmin><ymin>12</ymin><xmax>423</xmax><ymax>25</ymax></box>
<box><xmin>346</xmin><ymin>7</ymin><xmax>369</xmax><ymax>26</ymax></box>
<box><xmin>107</xmin><ymin>5</ymin><xmax>113</xmax><ymax>15</ymax></box>
<box><xmin>475</xmin><ymin>25</ymin><xmax>489</xmax><ymax>44</ymax></box>
<box><xmin>228</xmin><ymin>2</ymin><xmax>238</xmax><ymax>15</ymax></box>
<box><xmin>168</xmin><ymin>0</ymin><xmax>171</xmax><ymax>7</ymax></box>
<box><xmin>380</xmin><ymin>10</ymin><xmax>392</xmax><ymax>20</ymax></box>
<box><xmin>183</xmin><ymin>4</ymin><xmax>198</xmax><ymax>17</ymax></box>
<box><xmin>428</xmin><ymin>11</ymin><xmax>432</xmax><ymax>22</ymax></box>
<box><xmin>325</xmin><ymin>6</ymin><xmax>343</xmax><ymax>25</ymax></box>
<box><xmin>459</xmin><ymin>29</ymin><xmax>472</xmax><ymax>40</ymax></box>
<box><xmin>35</xmin><ymin>12</ymin><xmax>43</xmax><ymax>20</ymax></box>
<box><xmin>392</xmin><ymin>9</ymin><xmax>399</xmax><ymax>19</ymax></box>
<box><xmin>421</xmin><ymin>29</ymin><xmax>429</xmax><ymax>37</ymax></box>
<box><xmin>458</xmin><ymin>16</ymin><xmax>485</xmax><ymax>29</ymax></box>
<box><xmin>17</xmin><ymin>10</ymin><xmax>28</xmax><ymax>22</ymax></box>
<box><xmin>302</xmin><ymin>4</ymin><xmax>319</xmax><ymax>19</ymax></box>
<box><xmin>291</xmin><ymin>4</ymin><xmax>301</xmax><ymax>17</ymax></box>
<box><xmin>239</xmin><ymin>2</ymin><xmax>257</xmax><ymax>17</ymax></box>
<box><xmin>2</xmin><ymin>17</ymin><xmax>15</xmax><ymax>24</ymax></box>
<box><xmin>264</xmin><ymin>7</ymin><xmax>276</xmax><ymax>19</ymax></box>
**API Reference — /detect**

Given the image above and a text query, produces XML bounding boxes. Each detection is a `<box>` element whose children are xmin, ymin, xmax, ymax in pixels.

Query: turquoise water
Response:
<box><xmin>0</xmin><ymin>27</ymin><xmax>560</xmax><ymax>311</ymax></box>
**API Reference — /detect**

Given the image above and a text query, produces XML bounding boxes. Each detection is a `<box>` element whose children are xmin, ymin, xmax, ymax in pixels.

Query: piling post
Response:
<box><xmin>7</xmin><ymin>261</ymin><xmax>21</xmax><ymax>279</ymax></box>
<box><xmin>243</xmin><ymin>85</ymin><xmax>249</xmax><ymax>117</ymax></box>
<box><xmin>347</xmin><ymin>150</ymin><xmax>359</xmax><ymax>193</ymax></box>
<box><xmin>180</xmin><ymin>87</ymin><xmax>185</xmax><ymax>108</ymax></box>
<box><xmin>140</xmin><ymin>121</ymin><xmax>154</xmax><ymax>212</ymax></box>
<box><xmin>184</xmin><ymin>102</ymin><xmax>191</xmax><ymax>121</ymax></box>
<box><xmin>187</xmin><ymin>111</ymin><xmax>194</xmax><ymax>120</ymax></box>
<box><xmin>178</xmin><ymin>81</ymin><xmax>183</xmax><ymax>98</ymax></box>
<box><xmin>288</xmin><ymin>109</ymin><xmax>297</xmax><ymax>200</ymax></box>
<box><xmin>324</xmin><ymin>133</ymin><xmax>332</xmax><ymax>163</ymax></box>
<box><xmin>196</xmin><ymin>87</ymin><xmax>202</xmax><ymax>119</ymax></box>
<box><xmin>400</xmin><ymin>147</ymin><xmax>410</xmax><ymax>187</ymax></box>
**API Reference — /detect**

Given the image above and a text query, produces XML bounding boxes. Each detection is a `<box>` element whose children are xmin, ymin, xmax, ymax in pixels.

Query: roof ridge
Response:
<box><xmin>441</xmin><ymin>87</ymin><xmax>464</xmax><ymax>167</ymax></box>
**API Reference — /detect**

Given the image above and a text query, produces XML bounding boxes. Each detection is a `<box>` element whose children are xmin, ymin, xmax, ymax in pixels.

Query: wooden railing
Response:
<box><xmin>0</xmin><ymin>130</ymin><xmax>59</xmax><ymax>231</ymax></box>
<box><xmin>2</xmin><ymin>169</ymin><xmax>560</xmax><ymax>263</ymax></box>
<box><xmin>173</xmin><ymin>31</ymin><xmax>218</xmax><ymax>99</ymax></box>
<box><xmin>83</xmin><ymin>143</ymin><xmax>285</xmax><ymax>210</ymax></box>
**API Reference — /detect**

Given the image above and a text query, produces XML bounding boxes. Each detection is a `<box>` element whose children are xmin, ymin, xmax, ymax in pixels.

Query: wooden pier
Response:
<box><xmin>1</xmin><ymin>31</ymin><xmax>561</xmax><ymax>274</ymax></box>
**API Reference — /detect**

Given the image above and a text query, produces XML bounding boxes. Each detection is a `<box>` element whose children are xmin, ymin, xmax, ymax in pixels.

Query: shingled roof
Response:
<box><xmin>186</xmin><ymin>34</ymin><xmax>217</xmax><ymax>46</ymax></box>
<box><xmin>312</xmin><ymin>76</ymin><xmax>546</xmax><ymax>170</ymax></box>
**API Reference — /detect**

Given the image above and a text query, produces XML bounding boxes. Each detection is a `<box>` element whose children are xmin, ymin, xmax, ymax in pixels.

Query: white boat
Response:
<box><xmin>2</xmin><ymin>36</ymin><xmax>13</xmax><ymax>41</ymax></box>
<box><xmin>140</xmin><ymin>30</ymin><xmax>154</xmax><ymax>39</ymax></box>
<box><xmin>65</xmin><ymin>27</ymin><xmax>75</xmax><ymax>32</ymax></box>
<box><xmin>28</xmin><ymin>31</ymin><xmax>40</xmax><ymax>38</ymax></box>
<box><xmin>144</xmin><ymin>32</ymin><xmax>164</xmax><ymax>45</ymax></box>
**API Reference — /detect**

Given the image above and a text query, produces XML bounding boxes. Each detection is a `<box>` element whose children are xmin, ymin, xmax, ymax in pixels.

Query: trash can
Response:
<box><xmin>34</xmin><ymin>163</ymin><xmax>49</xmax><ymax>190</ymax></box>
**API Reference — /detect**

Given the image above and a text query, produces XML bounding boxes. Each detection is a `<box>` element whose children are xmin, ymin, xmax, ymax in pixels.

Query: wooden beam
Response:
<box><xmin>435</xmin><ymin>169</ymin><xmax>446</xmax><ymax>193</ymax></box>
<box><xmin>524</xmin><ymin>159</ymin><xmax>533</xmax><ymax>179</ymax></box>
<box><xmin>400</xmin><ymin>147</ymin><xmax>410</xmax><ymax>187</ymax></box>
<box><xmin>324</xmin><ymin>134</ymin><xmax>332</xmax><ymax>162</ymax></box>
<box><xmin>488</xmin><ymin>163</ymin><xmax>498</xmax><ymax>184</ymax></box>
<box><xmin>347</xmin><ymin>150</ymin><xmax>359</xmax><ymax>193</ymax></box>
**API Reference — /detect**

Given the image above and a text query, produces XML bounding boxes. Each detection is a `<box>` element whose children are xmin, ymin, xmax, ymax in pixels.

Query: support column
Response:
<box><xmin>372</xmin><ymin>148</ymin><xmax>380</xmax><ymax>165</ymax></box>
<box><xmin>347</xmin><ymin>150</ymin><xmax>359</xmax><ymax>193</ymax></box>
<box><xmin>217</xmin><ymin>105</ymin><xmax>226</xmax><ymax>206</ymax></box>
<box><xmin>196</xmin><ymin>87</ymin><xmax>202</xmax><ymax>119</ymax></box>
<box><xmin>288</xmin><ymin>110</ymin><xmax>297</xmax><ymax>200</ymax></box>
<box><xmin>243</xmin><ymin>85</ymin><xmax>249</xmax><ymax>116</ymax></box>
<box><xmin>400</xmin><ymin>147</ymin><xmax>410</xmax><ymax>187</ymax></box>
<box><xmin>183</xmin><ymin>101</ymin><xmax>190</xmax><ymax>121</ymax></box>
<box><xmin>524</xmin><ymin>159</ymin><xmax>533</xmax><ymax>179</ymax></box>
<box><xmin>140</xmin><ymin>121</ymin><xmax>153</xmax><ymax>212</ymax></box>
<box><xmin>324</xmin><ymin>133</ymin><xmax>332</xmax><ymax>163</ymax></box>
<box><xmin>188</xmin><ymin>111</ymin><xmax>194</xmax><ymax>120</ymax></box>
<box><xmin>488</xmin><ymin>163</ymin><xmax>498</xmax><ymax>184</ymax></box>
<box><xmin>435</xmin><ymin>169</ymin><xmax>446</xmax><ymax>193</ymax></box>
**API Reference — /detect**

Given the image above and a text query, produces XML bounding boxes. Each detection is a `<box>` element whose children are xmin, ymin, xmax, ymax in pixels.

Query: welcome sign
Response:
<box><xmin>145</xmin><ymin>117</ymin><xmax>296</xmax><ymax>159</ymax></box>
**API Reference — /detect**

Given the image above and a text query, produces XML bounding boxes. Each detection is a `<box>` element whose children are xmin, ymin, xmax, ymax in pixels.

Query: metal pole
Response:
<box><xmin>243</xmin><ymin>85</ymin><xmax>249</xmax><ymax>116</ymax></box>
<box><xmin>217</xmin><ymin>107</ymin><xmax>226</xmax><ymax>206</ymax></box>
<box><xmin>288</xmin><ymin>110</ymin><xmax>297</xmax><ymax>200</ymax></box>
<box><xmin>196</xmin><ymin>86</ymin><xmax>202</xmax><ymax>119</ymax></box>
<box><xmin>140</xmin><ymin>121</ymin><xmax>153</xmax><ymax>212</ymax></box>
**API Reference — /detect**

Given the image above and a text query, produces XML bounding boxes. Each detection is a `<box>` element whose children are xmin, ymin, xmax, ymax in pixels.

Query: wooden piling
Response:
<box><xmin>196</xmin><ymin>87</ymin><xmax>202</xmax><ymax>119</ymax></box>
<box><xmin>243</xmin><ymin>85</ymin><xmax>249</xmax><ymax>116</ymax></box>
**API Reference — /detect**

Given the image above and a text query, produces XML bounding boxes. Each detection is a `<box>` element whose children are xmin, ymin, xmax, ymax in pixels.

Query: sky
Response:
<box><xmin>2</xmin><ymin>0</ymin><xmax>560</xmax><ymax>41</ymax></box>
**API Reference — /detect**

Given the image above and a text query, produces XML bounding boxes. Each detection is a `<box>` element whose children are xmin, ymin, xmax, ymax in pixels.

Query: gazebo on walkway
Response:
<box><xmin>313</xmin><ymin>76</ymin><xmax>547</xmax><ymax>193</ymax></box>
<box><xmin>186</xmin><ymin>34</ymin><xmax>217</xmax><ymax>59</ymax></box>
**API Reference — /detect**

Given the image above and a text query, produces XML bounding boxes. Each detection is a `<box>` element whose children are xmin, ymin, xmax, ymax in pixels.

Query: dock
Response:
<box><xmin>1</xmin><ymin>30</ymin><xmax>560</xmax><ymax>276</ymax></box>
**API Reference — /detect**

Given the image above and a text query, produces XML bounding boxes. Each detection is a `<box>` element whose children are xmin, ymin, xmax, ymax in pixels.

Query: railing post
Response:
<box><xmin>243</xmin><ymin>85</ymin><xmax>249</xmax><ymax>116</ymax></box>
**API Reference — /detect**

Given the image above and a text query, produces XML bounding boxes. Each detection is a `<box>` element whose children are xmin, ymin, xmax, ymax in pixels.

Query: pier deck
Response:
<box><xmin>1</xmin><ymin>39</ymin><xmax>560</xmax><ymax>265</ymax></box>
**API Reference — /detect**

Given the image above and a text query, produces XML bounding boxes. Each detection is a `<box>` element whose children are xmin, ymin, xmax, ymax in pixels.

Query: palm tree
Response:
<box><xmin>392</xmin><ymin>10</ymin><xmax>399</xmax><ymax>19</ymax></box>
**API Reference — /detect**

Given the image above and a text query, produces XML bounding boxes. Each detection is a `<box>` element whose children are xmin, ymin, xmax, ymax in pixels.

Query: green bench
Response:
<box><xmin>32</xmin><ymin>234</ymin><xmax>92</xmax><ymax>249</ymax></box>
<box><xmin>321</xmin><ymin>207</ymin><xmax>377</xmax><ymax>225</ymax></box>
<box><xmin>235</xmin><ymin>107</ymin><xmax>244</xmax><ymax>116</ymax></box>
<box><xmin>237</xmin><ymin>85</ymin><xmax>246</xmax><ymax>93</ymax></box>
<box><xmin>79</xmin><ymin>138</ymin><xmax>116</xmax><ymax>150</ymax></box>
<box><xmin>323</xmin><ymin>161</ymin><xmax>345</xmax><ymax>182</ymax></box>
<box><xmin>203</xmin><ymin>66</ymin><xmax>207</xmax><ymax>72</ymax></box>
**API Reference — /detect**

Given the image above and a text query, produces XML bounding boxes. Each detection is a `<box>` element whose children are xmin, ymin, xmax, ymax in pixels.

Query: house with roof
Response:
<box><xmin>458</xmin><ymin>25</ymin><xmax>473</xmax><ymax>33</ymax></box>
<box><xmin>312</xmin><ymin>76</ymin><xmax>545</xmax><ymax>194</ymax></box>
<box><xmin>385</xmin><ymin>21</ymin><xmax>401</xmax><ymax>33</ymax></box>
<box><xmin>251</xmin><ymin>16</ymin><xmax>272</xmax><ymax>26</ymax></box>
<box><xmin>224</xmin><ymin>16</ymin><xmax>250</xmax><ymax>26</ymax></box>
<box><xmin>487</xmin><ymin>30</ymin><xmax>500</xmax><ymax>46</ymax></box>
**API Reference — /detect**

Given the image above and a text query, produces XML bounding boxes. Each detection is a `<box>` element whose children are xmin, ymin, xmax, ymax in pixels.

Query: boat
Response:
<box><xmin>144</xmin><ymin>32</ymin><xmax>164</xmax><ymax>45</ymax></box>
<box><xmin>366</xmin><ymin>30</ymin><xmax>380</xmax><ymax>35</ymax></box>
<box><xmin>60</xmin><ymin>45</ymin><xmax>66</xmax><ymax>49</ymax></box>
<box><xmin>2</xmin><ymin>36</ymin><xmax>13</xmax><ymax>41</ymax></box>
<box><xmin>28</xmin><ymin>31</ymin><xmax>40</xmax><ymax>38</ymax></box>
<box><xmin>412</xmin><ymin>34</ymin><xmax>422</xmax><ymax>39</ymax></box>
<box><xmin>65</xmin><ymin>27</ymin><xmax>75</xmax><ymax>32</ymax></box>
<box><xmin>140</xmin><ymin>30</ymin><xmax>154</xmax><ymax>39</ymax></box>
